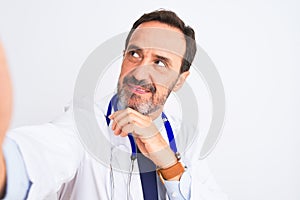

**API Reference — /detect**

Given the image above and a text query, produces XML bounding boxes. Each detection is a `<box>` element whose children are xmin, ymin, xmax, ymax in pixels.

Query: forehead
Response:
<box><xmin>128</xmin><ymin>21</ymin><xmax>186</xmax><ymax>58</ymax></box>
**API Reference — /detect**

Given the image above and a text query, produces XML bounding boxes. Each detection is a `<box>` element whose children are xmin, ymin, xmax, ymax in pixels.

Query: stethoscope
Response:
<box><xmin>105</xmin><ymin>94</ymin><xmax>178</xmax><ymax>199</ymax></box>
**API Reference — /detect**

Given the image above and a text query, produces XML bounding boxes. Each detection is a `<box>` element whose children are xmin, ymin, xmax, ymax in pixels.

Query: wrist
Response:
<box><xmin>157</xmin><ymin>161</ymin><xmax>185</xmax><ymax>182</ymax></box>
<box><xmin>154</xmin><ymin>147</ymin><xmax>178</xmax><ymax>169</ymax></box>
<box><xmin>165</xmin><ymin>171</ymin><xmax>183</xmax><ymax>181</ymax></box>
<box><xmin>157</xmin><ymin>151</ymin><xmax>184</xmax><ymax>182</ymax></box>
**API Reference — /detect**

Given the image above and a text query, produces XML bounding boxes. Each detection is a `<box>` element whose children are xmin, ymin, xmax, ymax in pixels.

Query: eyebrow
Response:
<box><xmin>126</xmin><ymin>44</ymin><xmax>141</xmax><ymax>51</ymax></box>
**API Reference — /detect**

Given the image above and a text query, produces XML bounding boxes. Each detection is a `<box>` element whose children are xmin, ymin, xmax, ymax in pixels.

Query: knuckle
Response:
<box><xmin>126</xmin><ymin>108</ymin><xmax>132</xmax><ymax>113</ymax></box>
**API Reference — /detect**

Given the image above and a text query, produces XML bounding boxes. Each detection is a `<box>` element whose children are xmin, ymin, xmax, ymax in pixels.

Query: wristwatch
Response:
<box><xmin>157</xmin><ymin>152</ymin><xmax>185</xmax><ymax>182</ymax></box>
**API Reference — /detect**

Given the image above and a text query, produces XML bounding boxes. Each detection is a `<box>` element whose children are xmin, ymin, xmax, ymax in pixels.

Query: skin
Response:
<box><xmin>0</xmin><ymin>41</ymin><xmax>13</xmax><ymax>196</ymax></box>
<box><xmin>0</xmin><ymin>22</ymin><xmax>190</xmax><ymax>193</ymax></box>
<box><xmin>110</xmin><ymin>21</ymin><xmax>190</xmax><ymax>181</ymax></box>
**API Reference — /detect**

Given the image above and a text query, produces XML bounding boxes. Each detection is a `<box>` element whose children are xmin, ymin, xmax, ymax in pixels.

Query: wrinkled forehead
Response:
<box><xmin>128</xmin><ymin>27</ymin><xmax>186</xmax><ymax>58</ymax></box>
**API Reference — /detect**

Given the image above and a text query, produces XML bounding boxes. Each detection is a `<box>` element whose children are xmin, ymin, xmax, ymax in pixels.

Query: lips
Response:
<box><xmin>127</xmin><ymin>83</ymin><xmax>151</xmax><ymax>94</ymax></box>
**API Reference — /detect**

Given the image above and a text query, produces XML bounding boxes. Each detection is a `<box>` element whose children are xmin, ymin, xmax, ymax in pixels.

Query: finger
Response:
<box><xmin>116</xmin><ymin>115</ymin><xmax>132</xmax><ymax>129</ymax></box>
<box><xmin>111</xmin><ymin>108</ymin><xmax>154</xmax><ymax>137</ymax></box>
<box><xmin>120</xmin><ymin>131</ymin><xmax>129</xmax><ymax>137</ymax></box>
<box><xmin>112</xmin><ymin>120</ymin><xmax>117</xmax><ymax>130</ymax></box>
<box><xmin>121</xmin><ymin>123</ymin><xmax>135</xmax><ymax>135</ymax></box>
<box><xmin>112</xmin><ymin>112</ymin><xmax>145</xmax><ymax>132</ymax></box>
<box><xmin>127</xmin><ymin>108</ymin><xmax>151</xmax><ymax>122</ymax></box>
<box><xmin>110</xmin><ymin>110</ymin><xmax>123</xmax><ymax>130</ymax></box>
<box><xmin>113</xmin><ymin>108</ymin><xmax>150</xmax><ymax>124</ymax></box>
<box><xmin>114</xmin><ymin>124</ymin><xmax>122</xmax><ymax>135</ymax></box>
<box><xmin>114</xmin><ymin>123</ymin><xmax>134</xmax><ymax>137</ymax></box>
<box><xmin>108</xmin><ymin>110</ymin><xmax>122</xmax><ymax>119</ymax></box>
<box><xmin>110</xmin><ymin>110</ymin><xmax>127</xmax><ymax>131</ymax></box>
<box><xmin>109</xmin><ymin>109</ymin><xmax>127</xmax><ymax>120</ymax></box>
<box><xmin>128</xmin><ymin>114</ymin><xmax>151</xmax><ymax>127</ymax></box>
<box><xmin>120</xmin><ymin>112</ymin><xmax>151</xmax><ymax>128</ymax></box>
<box><xmin>113</xmin><ymin>124</ymin><xmax>122</xmax><ymax>135</ymax></box>
<box><xmin>113</xmin><ymin>115</ymin><xmax>132</xmax><ymax>134</ymax></box>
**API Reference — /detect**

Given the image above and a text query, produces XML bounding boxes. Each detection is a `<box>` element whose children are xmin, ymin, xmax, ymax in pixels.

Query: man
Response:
<box><xmin>1</xmin><ymin>10</ymin><xmax>228</xmax><ymax>199</ymax></box>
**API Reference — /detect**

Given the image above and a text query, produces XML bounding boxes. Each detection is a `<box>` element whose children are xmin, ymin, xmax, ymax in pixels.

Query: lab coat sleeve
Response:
<box><xmin>164</xmin><ymin>160</ymin><xmax>228</xmax><ymax>200</ymax></box>
<box><xmin>173</xmin><ymin>120</ymin><xmax>228</xmax><ymax>200</ymax></box>
<box><xmin>189</xmin><ymin>159</ymin><xmax>229</xmax><ymax>200</ymax></box>
<box><xmin>164</xmin><ymin>170</ymin><xmax>191</xmax><ymax>200</ymax></box>
<box><xmin>6</xmin><ymin>111</ymin><xmax>85</xmax><ymax>200</ymax></box>
<box><xmin>2</xmin><ymin>137</ymin><xmax>31</xmax><ymax>199</ymax></box>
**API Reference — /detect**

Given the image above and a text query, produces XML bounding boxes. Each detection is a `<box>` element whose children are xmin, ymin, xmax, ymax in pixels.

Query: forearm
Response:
<box><xmin>0</xmin><ymin>41</ymin><xmax>12</xmax><ymax>198</ymax></box>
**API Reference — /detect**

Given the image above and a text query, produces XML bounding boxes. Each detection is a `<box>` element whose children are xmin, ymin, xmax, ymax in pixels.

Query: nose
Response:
<box><xmin>131</xmin><ymin>56</ymin><xmax>154</xmax><ymax>82</ymax></box>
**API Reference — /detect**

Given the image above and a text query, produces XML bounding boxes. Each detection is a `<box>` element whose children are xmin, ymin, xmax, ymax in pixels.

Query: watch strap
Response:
<box><xmin>157</xmin><ymin>161</ymin><xmax>185</xmax><ymax>181</ymax></box>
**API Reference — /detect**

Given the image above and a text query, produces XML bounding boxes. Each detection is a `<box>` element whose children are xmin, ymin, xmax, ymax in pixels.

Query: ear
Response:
<box><xmin>172</xmin><ymin>71</ymin><xmax>190</xmax><ymax>92</ymax></box>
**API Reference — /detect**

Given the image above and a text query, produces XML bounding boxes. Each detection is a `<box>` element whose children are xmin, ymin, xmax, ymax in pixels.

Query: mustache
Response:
<box><xmin>123</xmin><ymin>75</ymin><xmax>156</xmax><ymax>94</ymax></box>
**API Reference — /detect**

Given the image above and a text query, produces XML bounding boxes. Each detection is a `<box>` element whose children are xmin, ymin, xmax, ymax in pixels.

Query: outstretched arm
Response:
<box><xmin>0</xmin><ymin>41</ymin><xmax>13</xmax><ymax>197</ymax></box>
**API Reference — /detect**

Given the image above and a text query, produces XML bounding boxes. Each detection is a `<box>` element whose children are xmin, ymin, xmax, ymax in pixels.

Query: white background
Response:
<box><xmin>1</xmin><ymin>0</ymin><xmax>299</xmax><ymax>199</ymax></box>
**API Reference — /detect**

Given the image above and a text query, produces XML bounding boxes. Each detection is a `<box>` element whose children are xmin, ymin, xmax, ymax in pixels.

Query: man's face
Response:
<box><xmin>117</xmin><ymin>21</ymin><xmax>189</xmax><ymax>115</ymax></box>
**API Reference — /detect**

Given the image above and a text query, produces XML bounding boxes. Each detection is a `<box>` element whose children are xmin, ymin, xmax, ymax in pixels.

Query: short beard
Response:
<box><xmin>117</xmin><ymin>80</ymin><xmax>174</xmax><ymax>115</ymax></box>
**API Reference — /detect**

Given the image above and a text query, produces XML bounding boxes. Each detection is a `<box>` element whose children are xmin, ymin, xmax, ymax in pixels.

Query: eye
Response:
<box><xmin>129</xmin><ymin>50</ymin><xmax>140</xmax><ymax>58</ymax></box>
<box><xmin>154</xmin><ymin>60</ymin><xmax>166</xmax><ymax>68</ymax></box>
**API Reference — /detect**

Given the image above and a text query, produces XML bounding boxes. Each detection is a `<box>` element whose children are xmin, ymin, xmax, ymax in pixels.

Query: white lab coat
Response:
<box><xmin>7</xmin><ymin>96</ymin><xmax>228</xmax><ymax>200</ymax></box>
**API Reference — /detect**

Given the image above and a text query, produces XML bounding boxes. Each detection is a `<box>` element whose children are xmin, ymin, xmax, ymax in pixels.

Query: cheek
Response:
<box><xmin>118</xmin><ymin>64</ymin><xmax>129</xmax><ymax>85</ymax></box>
<box><xmin>154</xmin><ymin>83</ymin><xmax>170</xmax><ymax>95</ymax></box>
<box><xmin>119</xmin><ymin>65</ymin><xmax>128</xmax><ymax>79</ymax></box>
<box><xmin>120</xmin><ymin>59</ymin><xmax>136</xmax><ymax>77</ymax></box>
<box><xmin>153</xmin><ymin>75</ymin><xmax>178</xmax><ymax>91</ymax></box>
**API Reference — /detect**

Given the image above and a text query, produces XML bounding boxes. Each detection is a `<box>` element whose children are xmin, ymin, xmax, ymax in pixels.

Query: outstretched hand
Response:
<box><xmin>0</xmin><ymin>41</ymin><xmax>13</xmax><ymax>197</ymax></box>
